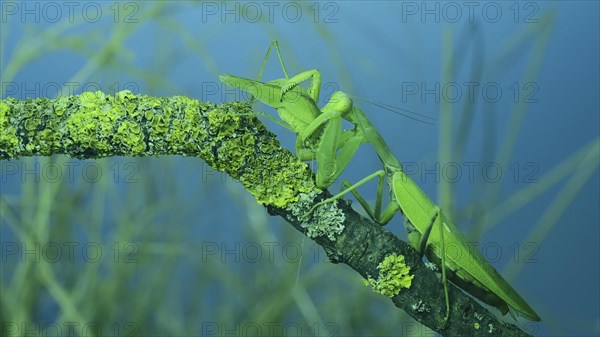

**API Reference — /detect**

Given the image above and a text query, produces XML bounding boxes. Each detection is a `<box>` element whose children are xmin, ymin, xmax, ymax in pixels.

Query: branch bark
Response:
<box><xmin>0</xmin><ymin>91</ymin><xmax>533</xmax><ymax>337</ymax></box>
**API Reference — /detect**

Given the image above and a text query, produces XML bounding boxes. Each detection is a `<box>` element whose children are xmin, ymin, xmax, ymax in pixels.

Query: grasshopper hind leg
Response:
<box><xmin>250</xmin><ymin>41</ymin><xmax>290</xmax><ymax>106</ymax></box>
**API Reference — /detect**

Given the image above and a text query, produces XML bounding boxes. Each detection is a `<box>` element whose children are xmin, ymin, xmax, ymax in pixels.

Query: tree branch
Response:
<box><xmin>0</xmin><ymin>91</ymin><xmax>532</xmax><ymax>337</ymax></box>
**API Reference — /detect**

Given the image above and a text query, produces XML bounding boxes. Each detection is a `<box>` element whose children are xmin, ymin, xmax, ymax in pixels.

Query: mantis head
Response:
<box><xmin>326</xmin><ymin>91</ymin><xmax>353</xmax><ymax>116</ymax></box>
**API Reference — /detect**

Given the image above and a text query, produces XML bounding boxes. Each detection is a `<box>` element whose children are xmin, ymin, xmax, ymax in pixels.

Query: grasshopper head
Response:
<box><xmin>328</xmin><ymin>91</ymin><xmax>353</xmax><ymax>115</ymax></box>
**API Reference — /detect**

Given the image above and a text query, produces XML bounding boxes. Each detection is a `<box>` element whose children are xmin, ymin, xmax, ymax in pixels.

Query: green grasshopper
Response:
<box><xmin>220</xmin><ymin>41</ymin><xmax>541</xmax><ymax>323</ymax></box>
<box><xmin>220</xmin><ymin>43</ymin><xmax>365</xmax><ymax>190</ymax></box>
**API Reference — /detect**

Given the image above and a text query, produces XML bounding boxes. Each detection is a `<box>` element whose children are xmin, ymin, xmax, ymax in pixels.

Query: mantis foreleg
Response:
<box><xmin>280</xmin><ymin>70</ymin><xmax>322</xmax><ymax>103</ymax></box>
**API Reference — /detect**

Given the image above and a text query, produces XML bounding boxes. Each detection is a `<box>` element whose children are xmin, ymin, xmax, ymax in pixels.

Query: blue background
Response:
<box><xmin>1</xmin><ymin>2</ymin><xmax>598</xmax><ymax>336</ymax></box>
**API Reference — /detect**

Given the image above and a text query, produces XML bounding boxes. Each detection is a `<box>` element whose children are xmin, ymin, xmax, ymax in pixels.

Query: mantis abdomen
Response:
<box><xmin>394</xmin><ymin>171</ymin><xmax>541</xmax><ymax>321</ymax></box>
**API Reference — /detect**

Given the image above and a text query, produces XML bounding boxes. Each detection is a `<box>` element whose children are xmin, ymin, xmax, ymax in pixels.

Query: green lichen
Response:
<box><xmin>0</xmin><ymin>90</ymin><xmax>213</xmax><ymax>159</ymax></box>
<box><xmin>286</xmin><ymin>191</ymin><xmax>345</xmax><ymax>240</ymax></box>
<box><xmin>66</xmin><ymin>91</ymin><xmax>119</xmax><ymax>156</ymax></box>
<box><xmin>205</xmin><ymin>103</ymin><xmax>318</xmax><ymax>208</ymax></box>
<box><xmin>365</xmin><ymin>253</ymin><xmax>414</xmax><ymax>298</ymax></box>
<box><xmin>114</xmin><ymin>120</ymin><xmax>146</xmax><ymax>155</ymax></box>
<box><xmin>411</xmin><ymin>300</ymin><xmax>430</xmax><ymax>313</ymax></box>
<box><xmin>1</xmin><ymin>91</ymin><xmax>318</xmax><ymax>209</ymax></box>
<box><xmin>0</xmin><ymin>100</ymin><xmax>19</xmax><ymax>158</ymax></box>
<box><xmin>69</xmin><ymin>90</ymin><xmax>198</xmax><ymax>157</ymax></box>
<box><xmin>243</xmin><ymin>153</ymin><xmax>317</xmax><ymax>208</ymax></box>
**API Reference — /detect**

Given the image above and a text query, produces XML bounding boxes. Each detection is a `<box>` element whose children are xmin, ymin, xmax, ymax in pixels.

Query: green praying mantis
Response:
<box><xmin>219</xmin><ymin>41</ymin><xmax>541</xmax><ymax>323</ymax></box>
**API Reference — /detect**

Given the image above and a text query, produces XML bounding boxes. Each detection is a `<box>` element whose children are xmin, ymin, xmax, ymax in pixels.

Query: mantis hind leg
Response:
<box><xmin>416</xmin><ymin>207</ymin><xmax>450</xmax><ymax>327</ymax></box>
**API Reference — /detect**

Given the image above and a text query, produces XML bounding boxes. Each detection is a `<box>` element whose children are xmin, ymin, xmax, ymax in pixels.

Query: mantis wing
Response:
<box><xmin>391</xmin><ymin>171</ymin><xmax>541</xmax><ymax>321</ymax></box>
